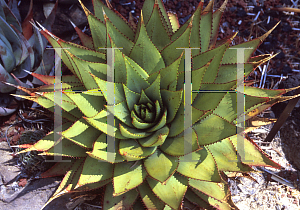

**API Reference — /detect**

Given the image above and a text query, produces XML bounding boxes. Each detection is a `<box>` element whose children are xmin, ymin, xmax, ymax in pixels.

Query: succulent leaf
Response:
<box><xmin>147</xmin><ymin>173</ymin><xmax>188</xmax><ymax>209</ymax></box>
<box><xmin>103</xmin><ymin>183</ymin><xmax>138</xmax><ymax>210</ymax></box>
<box><xmin>113</xmin><ymin>161</ymin><xmax>146</xmax><ymax>195</ymax></box>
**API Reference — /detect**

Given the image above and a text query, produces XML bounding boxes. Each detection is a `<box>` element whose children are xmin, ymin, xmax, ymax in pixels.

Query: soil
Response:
<box><xmin>1</xmin><ymin>0</ymin><xmax>300</xmax><ymax>209</ymax></box>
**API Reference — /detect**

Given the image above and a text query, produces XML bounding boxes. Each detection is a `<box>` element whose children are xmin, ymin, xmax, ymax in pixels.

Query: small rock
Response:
<box><xmin>263</xmin><ymin>20</ymin><xmax>278</xmax><ymax>30</ymax></box>
<box><xmin>282</xmin><ymin>23</ymin><xmax>292</xmax><ymax>32</ymax></box>
<box><xmin>175</xmin><ymin>1</ymin><xmax>181</xmax><ymax>10</ymax></box>
<box><xmin>281</xmin><ymin>0</ymin><xmax>292</xmax><ymax>5</ymax></box>
<box><xmin>276</xmin><ymin>52</ymin><xmax>285</xmax><ymax>59</ymax></box>
<box><xmin>179</xmin><ymin>14</ymin><xmax>191</xmax><ymax>25</ymax></box>
<box><xmin>229</xmin><ymin>6</ymin><xmax>237</xmax><ymax>12</ymax></box>
<box><xmin>282</xmin><ymin>64</ymin><xmax>292</xmax><ymax>75</ymax></box>
<box><xmin>18</xmin><ymin>178</ymin><xmax>27</xmax><ymax>187</ymax></box>
<box><xmin>265</xmin><ymin>8</ymin><xmax>279</xmax><ymax>17</ymax></box>
<box><xmin>253</xmin><ymin>6</ymin><xmax>262</xmax><ymax>13</ymax></box>
<box><xmin>262</xmin><ymin>41</ymin><xmax>273</xmax><ymax>51</ymax></box>
<box><xmin>236</xmin><ymin>8</ymin><xmax>247</xmax><ymax>18</ymax></box>
<box><xmin>242</xmin><ymin>29</ymin><xmax>250</xmax><ymax>37</ymax></box>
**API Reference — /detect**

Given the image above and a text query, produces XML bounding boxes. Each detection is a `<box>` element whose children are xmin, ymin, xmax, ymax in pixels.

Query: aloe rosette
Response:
<box><xmin>15</xmin><ymin>0</ymin><xmax>299</xmax><ymax>209</ymax></box>
<box><xmin>0</xmin><ymin>0</ymin><xmax>55</xmax><ymax>116</ymax></box>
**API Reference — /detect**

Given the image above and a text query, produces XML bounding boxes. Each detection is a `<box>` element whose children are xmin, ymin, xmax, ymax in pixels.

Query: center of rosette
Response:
<box><xmin>134</xmin><ymin>102</ymin><xmax>155</xmax><ymax>123</ymax></box>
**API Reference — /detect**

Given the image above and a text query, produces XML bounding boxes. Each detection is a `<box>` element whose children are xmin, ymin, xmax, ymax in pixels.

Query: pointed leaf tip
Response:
<box><xmin>259</xmin><ymin>21</ymin><xmax>280</xmax><ymax>42</ymax></box>
<box><xmin>69</xmin><ymin>19</ymin><xmax>76</xmax><ymax>28</ymax></box>
<box><xmin>219</xmin><ymin>0</ymin><xmax>228</xmax><ymax>12</ymax></box>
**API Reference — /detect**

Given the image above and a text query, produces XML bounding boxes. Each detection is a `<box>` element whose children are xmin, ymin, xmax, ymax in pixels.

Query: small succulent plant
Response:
<box><xmin>16</xmin><ymin>130</ymin><xmax>54</xmax><ymax>176</ymax></box>
<box><xmin>0</xmin><ymin>0</ymin><xmax>55</xmax><ymax>116</ymax></box>
<box><xmin>15</xmin><ymin>0</ymin><xmax>299</xmax><ymax>209</ymax></box>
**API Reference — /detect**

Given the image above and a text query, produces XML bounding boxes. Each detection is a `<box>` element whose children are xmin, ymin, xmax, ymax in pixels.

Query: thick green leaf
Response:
<box><xmin>85</xmin><ymin>111</ymin><xmax>128</xmax><ymax>140</ymax></box>
<box><xmin>192</xmin><ymin>92</ymin><xmax>226</xmax><ymax>111</ymax></box>
<box><xmin>125</xmin><ymin>56</ymin><xmax>150</xmax><ymax>93</ymax></box>
<box><xmin>160</xmin><ymin>89</ymin><xmax>182</xmax><ymax>123</ymax></box>
<box><xmin>103</xmin><ymin>183</ymin><xmax>139</xmax><ymax>210</ymax></box>
<box><xmin>138</xmin><ymin>126</ymin><xmax>169</xmax><ymax>147</ymax></box>
<box><xmin>62</xmin><ymin>51</ymin><xmax>97</xmax><ymax>90</ymax></box>
<box><xmin>144</xmin><ymin>149</ymin><xmax>178</xmax><ymax>183</ymax></box>
<box><xmin>92</xmin><ymin>76</ymin><xmax>126</xmax><ymax>104</ymax></box>
<box><xmin>193</xmin><ymin>114</ymin><xmax>236</xmax><ymax>145</ymax></box>
<box><xmin>30</xmin><ymin>74</ymin><xmax>81</xmax><ymax>86</ymax></box>
<box><xmin>147</xmin><ymin>109</ymin><xmax>167</xmax><ymax>132</ymax></box>
<box><xmin>79</xmin><ymin>2</ymin><xmax>107</xmax><ymax>51</ymax></box>
<box><xmin>156</xmin><ymin>0</ymin><xmax>172</xmax><ymax>35</ymax></box>
<box><xmin>206</xmin><ymin>137</ymin><xmax>254</xmax><ymax>172</ymax></box>
<box><xmin>41</xmin><ymin>138</ymin><xmax>88</xmax><ymax>158</ymax></box>
<box><xmin>113</xmin><ymin>161</ymin><xmax>146</xmax><ymax>195</ymax></box>
<box><xmin>145</xmin><ymin>3</ymin><xmax>170</xmax><ymax>50</ymax></box>
<box><xmin>92</xmin><ymin>0</ymin><xmax>134</xmax><ymax>41</ymax></box>
<box><xmin>132</xmin><ymin>110</ymin><xmax>154</xmax><ymax>129</ymax></box>
<box><xmin>141</xmin><ymin>0</ymin><xmax>155</xmax><ymax>25</ymax></box>
<box><xmin>106</xmin><ymin>101</ymin><xmax>133</xmax><ymax>127</ymax></box>
<box><xmin>185</xmin><ymin>189</ymin><xmax>211</xmax><ymax>209</ymax></box>
<box><xmin>75</xmin><ymin>156</ymin><xmax>113</xmax><ymax>189</ymax></box>
<box><xmin>64</xmin><ymin>91</ymin><xmax>106</xmax><ymax>118</ymax></box>
<box><xmin>148</xmin><ymin>53</ymin><xmax>183</xmax><ymax>91</ymax></box>
<box><xmin>210</xmin><ymin>0</ymin><xmax>228</xmax><ymax>47</ymax></box>
<box><xmin>41</xmin><ymin>92</ymin><xmax>79</xmax><ymax>112</ymax></box>
<box><xmin>230</xmin><ymin>135</ymin><xmax>281</xmax><ymax>168</ymax></box>
<box><xmin>161</xmin><ymin>23</ymin><xmax>191</xmax><ymax>66</ymax></box>
<box><xmin>144</xmin><ymin>74</ymin><xmax>163</xmax><ymax>107</ymax></box>
<box><xmin>138</xmin><ymin>182</ymin><xmax>165</xmax><ymax>210</ymax></box>
<box><xmin>147</xmin><ymin>173</ymin><xmax>188</xmax><ymax>210</ymax></box>
<box><xmin>221</xmin><ymin>26</ymin><xmax>277</xmax><ymax>64</ymax></box>
<box><xmin>202</xmin><ymin>46</ymin><xmax>229</xmax><ymax>83</ymax></box>
<box><xmin>177</xmin><ymin>148</ymin><xmax>221</xmax><ymax>182</ymax></box>
<box><xmin>189</xmin><ymin>179</ymin><xmax>229</xmax><ymax>202</ymax></box>
<box><xmin>191</xmin><ymin>187</ymin><xmax>233</xmax><ymax>210</ymax></box>
<box><xmin>244</xmin><ymin>86</ymin><xmax>285</xmax><ymax>97</ymax></box>
<box><xmin>107</xmin><ymin>43</ymin><xmax>127</xmax><ymax>83</ymax></box>
<box><xmin>213</xmin><ymin>92</ymin><xmax>237</xmax><ymax>123</ymax></box>
<box><xmin>191</xmin><ymin>66</ymin><xmax>207</xmax><ymax>91</ymax></box>
<box><xmin>200</xmin><ymin>9</ymin><xmax>212</xmax><ymax>53</ymax></box>
<box><xmin>14</xmin><ymin>94</ymin><xmax>82</xmax><ymax>122</ymax></box>
<box><xmin>189</xmin><ymin>3</ymin><xmax>202</xmax><ymax>56</ymax></box>
<box><xmin>119</xmin><ymin>139</ymin><xmax>156</xmax><ymax>161</ymax></box>
<box><xmin>87</xmin><ymin>134</ymin><xmax>125</xmax><ymax>163</ymax></box>
<box><xmin>105</xmin><ymin>15</ymin><xmax>133</xmax><ymax>55</ymax></box>
<box><xmin>119</xmin><ymin>123</ymin><xmax>152</xmax><ymax>139</ymax></box>
<box><xmin>193</xmin><ymin>41</ymin><xmax>229</xmax><ymax>71</ymax></box>
<box><xmin>215</xmin><ymin>63</ymin><xmax>255</xmax><ymax>84</ymax></box>
<box><xmin>61</xmin><ymin>118</ymin><xmax>102</xmax><ymax>149</ymax></box>
<box><xmin>123</xmin><ymin>85</ymin><xmax>139</xmax><ymax>112</ymax></box>
<box><xmin>129</xmin><ymin>12</ymin><xmax>165</xmax><ymax>74</ymax></box>
<box><xmin>40</xmin><ymin>29</ymin><xmax>105</xmax><ymax>62</ymax></box>
<box><xmin>160</xmin><ymin>129</ymin><xmax>200</xmax><ymax>156</ymax></box>
<box><xmin>168</xmin><ymin>102</ymin><xmax>206</xmax><ymax>137</ymax></box>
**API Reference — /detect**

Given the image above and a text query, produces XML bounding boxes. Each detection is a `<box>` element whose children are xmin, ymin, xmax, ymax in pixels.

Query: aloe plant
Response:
<box><xmin>15</xmin><ymin>0</ymin><xmax>299</xmax><ymax>209</ymax></box>
<box><xmin>0</xmin><ymin>0</ymin><xmax>55</xmax><ymax>116</ymax></box>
